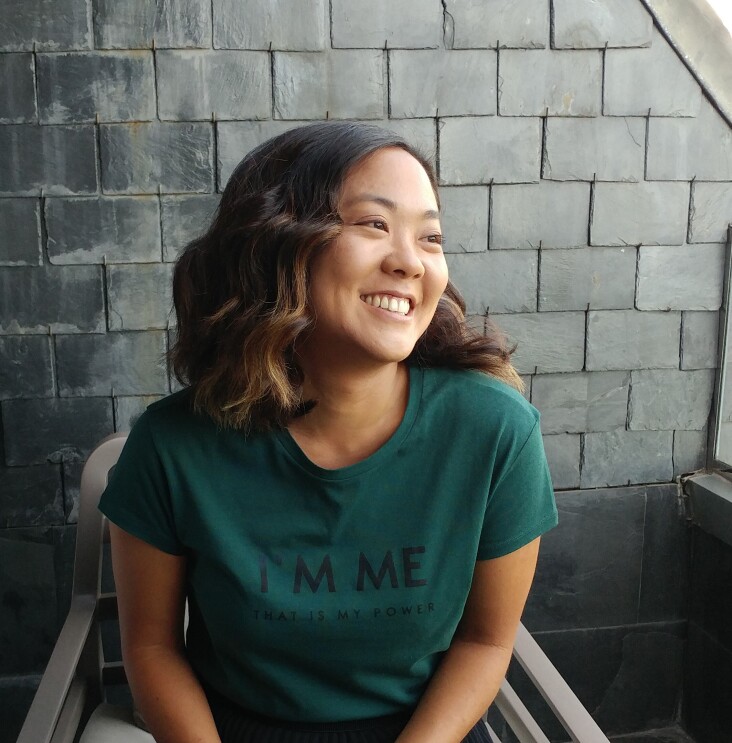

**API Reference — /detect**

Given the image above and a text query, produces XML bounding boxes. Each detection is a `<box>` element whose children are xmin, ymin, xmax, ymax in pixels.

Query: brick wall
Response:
<box><xmin>1</xmin><ymin>0</ymin><xmax>730</xmax><ymax>739</ymax></box>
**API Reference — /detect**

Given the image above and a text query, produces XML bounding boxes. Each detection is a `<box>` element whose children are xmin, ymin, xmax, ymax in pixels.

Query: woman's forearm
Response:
<box><xmin>124</xmin><ymin>644</ymin><xmax>222</xmax><ymax>743</ymax></box>
<box><xmin>396</xmin><ymin>638</ymin><xmax>513</xmax><ymax>743</ymax></box>
<box><xmin>398</xmin><ymin>542</ymin><xmax>543</xmax><ymax>742</ymax></box>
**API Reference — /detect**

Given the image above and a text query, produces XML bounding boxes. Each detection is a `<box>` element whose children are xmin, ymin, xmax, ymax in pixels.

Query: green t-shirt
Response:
<box><xmin>99</xmin><ymin>365</ymin><xmax>557</xmax><ymax>722</ymax></box>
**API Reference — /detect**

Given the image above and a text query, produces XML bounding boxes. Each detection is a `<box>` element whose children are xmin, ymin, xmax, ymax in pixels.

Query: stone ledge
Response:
<box><xmin>684</xmin><ymin>472</ymin><xmax>732</xmax><ymax>549</ymax></box>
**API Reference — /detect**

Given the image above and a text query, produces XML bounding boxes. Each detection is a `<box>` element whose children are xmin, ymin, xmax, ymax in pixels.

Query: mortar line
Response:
<box><xmin>270</xmin><ymin>49</ymin><xmax>276</xmax><ymax>119</ymax></box>
<box><xmin>50</xmin><ymin>332</ymin><xmax>60</xmax><ymax>397</ymax></box>
<box><xmin>548</xmin><ymin>0</ymin><xmax>555</xmax><ymax>50</ymax></box>
<box><xmin>165</xmin><ymin>324</ymin><xmax>174</xmax><ymax>394</ymax></box>
<box><xmin>39</xmin><ymin>192</ymin><xmax>50</xmax><ymax>265</ymax></box>
<box><xmin>32</xmin><ymin>45</ymin><xmax>40</xmax><ymax>124</ymax></box>
<box><xmin>93</xmin><ymin>114</ymin><xmax>103</xmax><ymax>197</ymax></box>
<box><xmin>583</xmin><ymin>303</ymin><xmax>589</xmax><ymax>372</ymax></box>
<box><xmin>487</xmin><ymin>182</ymin><xmax>493</xmax><ymax>250</ymax></box>
<box><xmin>153</xmin><ymin>41</ymin><xmax>160</xmax><ymax>121</ymax></box>
<box><xmin>111</xmin><ymin>383</ymin><xmax>118</xmax><ymax>432</ymax></box>
<box><xmin>601</xmin><ymin>43</ymin><xmax>608</xmax><ymax>115</ymax></box>
<box><xmin>158</xmin><ymin>186</ymin><xmax>165</xmax><ymax>262</ymax></box>
<box><xmin>679</xmin><ymin>311</ymin><xmax>685</xmax><ymax>370</ymax></box>
<box><xmin>495</xmin><ymin>48</ymin><xmax>500</xmax><ymax>114</ymax></box>
<box><xmin>101</xmin><ymin>259</ymin><xmax>111</xmax><ymax>334</ymax></box>
<box><xmin>328</xmin><ymin>0</ymin><xmax>334</xmax><ymax>48</ymax></box>
<box><xmin>211</xmin><ymin>110</ymin><xmax>219</xmax><ymax>195</ymax></box>
<box><xmin>385</xmin><ymin>45</ymin><xmax>391</xmax><ymax>119</ymax></box>
<box><xmin>643</xmin><ymin>108</ymin><xmax>650</xmax><ymax>180</ymax></box>
<box><xmin>536</xmin><ymin>241</ymin><xmax>542</xmax><ymax>311</ymax></box>
<box><xmin>686</xmin><ymin>178</ymin><xmax>695</xmax><ymax>244</ymax></box>
<box><xmin>210</xmin><ymin>0</ymin><xmax>215</xmax><ymax>49</ymax></box>
<box><xmin>578</xmin><ymin>432</ymin><xmax>584</xmax><ymax>483</ymax></box>
<box><xmin>435</xmin><ymin>116</ymin><xmax>441</xmax><ymax>183</ymax></box>
<box><xmin>587</xmin><ymin>179</ymin><xmax>595</xmax><ymax>246</ymax></box>
<box><xmin>441</xmin><ymin>0</ymin><xmax>454</xmax><ymax>50</ymax></box>
<box><xmin>540</xmin><ymin>113</ymin><xmax>548</xmax><ymax>178</ymax></box>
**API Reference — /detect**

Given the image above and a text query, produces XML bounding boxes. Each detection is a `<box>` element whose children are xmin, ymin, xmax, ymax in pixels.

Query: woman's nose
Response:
<box><xmin>382</xmin><ymin>234</ymin><xmax>425</xmax><ymax>279</ymax></box>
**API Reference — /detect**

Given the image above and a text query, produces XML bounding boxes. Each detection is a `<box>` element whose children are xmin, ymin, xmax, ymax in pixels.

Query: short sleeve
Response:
<box><xmin>98</xmin><ymin>412</ymin><xmax>184</xmax><ymax>556</ymax></box>
<box><xmin>477</xmin><ymin>419</ymin><xmax>558</xmax><ymax>560</ymax></box>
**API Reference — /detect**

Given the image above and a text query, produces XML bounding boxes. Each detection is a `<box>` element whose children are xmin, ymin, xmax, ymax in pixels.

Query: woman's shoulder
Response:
<box><xmin>419</xmin><ymin>366</ymin><xmax>540</xmax><ymax>439</ymax></box>
<box><xmin>130</xmin><ymin>388</ymin><xmax>213</xmax><ymax>440</ymax></box>
<box><xmin>139</xmin><ymin>387</ymin><xmax>192</xmax><ymax>419</ymax></box>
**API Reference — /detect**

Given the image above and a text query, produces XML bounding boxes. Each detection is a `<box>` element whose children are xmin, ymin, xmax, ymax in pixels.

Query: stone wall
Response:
<box><xmin>1</xmin><ymin>0</ymin><xmax>731</xmax><ymax>740</ymax></box>
<box><xmin>683</xmin><ymin>526</ymin><xmax>732</xmax><ymax>743</ymax></box>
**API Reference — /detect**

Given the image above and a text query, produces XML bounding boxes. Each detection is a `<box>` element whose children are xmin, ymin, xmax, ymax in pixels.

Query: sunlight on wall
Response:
<box><xmin>706</xmin><ymin>0</ymin><xmax>732</xmax><ymax>35</ymax></box>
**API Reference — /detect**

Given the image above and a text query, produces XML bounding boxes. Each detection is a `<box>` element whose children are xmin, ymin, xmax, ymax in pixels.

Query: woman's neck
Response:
<box><xmin>287</xmin><ymin>361</ymin><xmax>410</xmax><ymax>469</ymax></box>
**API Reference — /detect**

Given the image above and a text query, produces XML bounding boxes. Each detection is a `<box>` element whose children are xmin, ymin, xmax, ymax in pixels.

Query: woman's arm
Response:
<box><xmin>110</xmin><ymin>523</ymin><xmax>222</xmax><ymax>743</ymax></box>
<box><xmin>396</xmin><ymin>537</ymin><xmax>542</xmax><ymax>743</ymax></box>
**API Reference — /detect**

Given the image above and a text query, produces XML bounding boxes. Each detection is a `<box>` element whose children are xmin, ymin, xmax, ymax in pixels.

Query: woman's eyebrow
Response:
<box><xmin>343</xmin><ymin>193</ymin><xmax>440</xmax><ymax>220</ymax></box>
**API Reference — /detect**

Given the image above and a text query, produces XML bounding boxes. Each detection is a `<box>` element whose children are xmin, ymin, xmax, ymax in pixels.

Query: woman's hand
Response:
<box><xmin>110</xmin><ymin>524</ymin><xmax>222</xmax><ymax>743</ymax></box>
<box><xmin>395</xmin><ymin>537</ymin><xmax>542</xmax><ymax>743</ymax></box>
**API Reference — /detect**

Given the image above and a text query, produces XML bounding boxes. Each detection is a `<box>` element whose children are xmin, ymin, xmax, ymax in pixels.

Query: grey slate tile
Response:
<box><xmin>526</xmin><ymin>487</ymin><xmax>646</xmax><ymax>631</ymax></box>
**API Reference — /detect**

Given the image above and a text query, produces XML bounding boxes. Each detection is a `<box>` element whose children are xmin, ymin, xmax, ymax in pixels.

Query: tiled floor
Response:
<box><xmin>608</xmin><ymin>725</ymin><xmax>697</xmax><ymax>743</ymax></box>
<box><xmin>486</xmin><ymin>719</ymin><xmax>698</xmax><ymax>743</ymax></box>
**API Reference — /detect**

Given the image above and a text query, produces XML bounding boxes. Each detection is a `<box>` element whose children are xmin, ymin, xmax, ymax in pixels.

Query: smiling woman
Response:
<box><xmin>97</xmin><ymin>121</ymin><xmax>558</xmax><ymax>743</ymax></box>
<box><xmin>290</xmin><ymin>147</ymin><xmax>450</xmax><ymax>467</ymax></box>
<box><xmin>303</xmin><ymin>148</ymin><xmax>448</xmax><ymax>366</ymax></box>
<box><xmin>168</xmin><ymin>123</ymin><xmax>522</xmax><ymax>433</ymax></box>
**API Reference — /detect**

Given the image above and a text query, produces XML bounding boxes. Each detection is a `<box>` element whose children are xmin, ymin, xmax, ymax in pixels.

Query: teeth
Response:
<box><xmin>362</xmin><ymin>294</ymin><xmax>410</xmax><ymax>315</ymax></box>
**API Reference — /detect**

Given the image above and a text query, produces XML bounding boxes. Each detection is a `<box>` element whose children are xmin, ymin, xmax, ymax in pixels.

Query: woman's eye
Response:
<box><xmin>354</xmin><ymin>219</ymin><xmax>388</xmax><ymax>232</ymax></box>
<box><xmin>426</xmin><ymin>233</ymin><xmax>444</xmax><ymax>245</ymax></box>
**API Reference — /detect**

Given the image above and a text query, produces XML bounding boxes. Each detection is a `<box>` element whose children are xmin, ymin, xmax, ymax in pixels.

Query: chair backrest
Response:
<box><xmin>17</xmin><ymin>433</ymin><xmax>128</xmax><ymax>743</ymax></box>
<box><xmin>74</xmin><ymin>433</ymin><xmax>128</xmax><ymax>600</ymax></box>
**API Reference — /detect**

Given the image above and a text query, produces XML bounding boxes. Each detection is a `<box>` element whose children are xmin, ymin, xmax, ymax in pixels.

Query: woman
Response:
<box><xmin>99</xmin><ymin>121</ymin><xmax>557</xmax><ymax>743</ymax></box>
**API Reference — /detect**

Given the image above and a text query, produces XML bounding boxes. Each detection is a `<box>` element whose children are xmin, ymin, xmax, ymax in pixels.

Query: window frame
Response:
<box><xmin>708</xmin><ymin>226</ymin><xmax>732</xmax><ymax>474</ymax></box>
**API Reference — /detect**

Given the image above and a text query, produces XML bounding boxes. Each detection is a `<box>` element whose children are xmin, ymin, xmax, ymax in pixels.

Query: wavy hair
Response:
<box><xmin>169</xmin><ymin>121</ymin><xmax>522</xmax><ymax>431</ymax></box>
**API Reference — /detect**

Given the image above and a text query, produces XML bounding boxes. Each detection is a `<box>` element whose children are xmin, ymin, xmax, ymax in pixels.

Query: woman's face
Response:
<box><xmin>302</xmin><ymin>146</ymin><xmax>449</xmax><ymax>369</ymax></box>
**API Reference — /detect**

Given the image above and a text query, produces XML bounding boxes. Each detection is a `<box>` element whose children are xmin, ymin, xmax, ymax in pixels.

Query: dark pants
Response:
<box><xmin>203</xmin><ymin>682</ymin><xmax>493</xmax><ymax>743</ymax></box>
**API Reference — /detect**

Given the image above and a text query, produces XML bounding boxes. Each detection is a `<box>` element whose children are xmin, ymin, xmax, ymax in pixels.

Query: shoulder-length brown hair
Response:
<box><xmin>169</xmin><ymin>121</ymin><xmax>522</xmax><ymax>431</ymax></box>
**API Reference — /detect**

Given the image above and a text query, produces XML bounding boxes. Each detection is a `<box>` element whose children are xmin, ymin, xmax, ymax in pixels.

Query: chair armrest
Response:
<box><xmin>16</xmin><ymin>594</ymin><xmax>97</xmax><ymax>743</ymax></box>
<box><xmin>512</xmin><ymin>623</ymin><xmax>610</xmax><ymax>743</ymax></box>
<box><xmin>494</xmin><ymin>678</ymin><xmax>552</xmax><ymax>743</ymax></box>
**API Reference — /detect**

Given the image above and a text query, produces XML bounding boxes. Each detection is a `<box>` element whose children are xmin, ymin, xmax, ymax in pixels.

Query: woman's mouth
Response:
<box><xmin>360</xmin><ymin>294</ymin><xmax>411</xmax><ymax>316</ymax></box>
